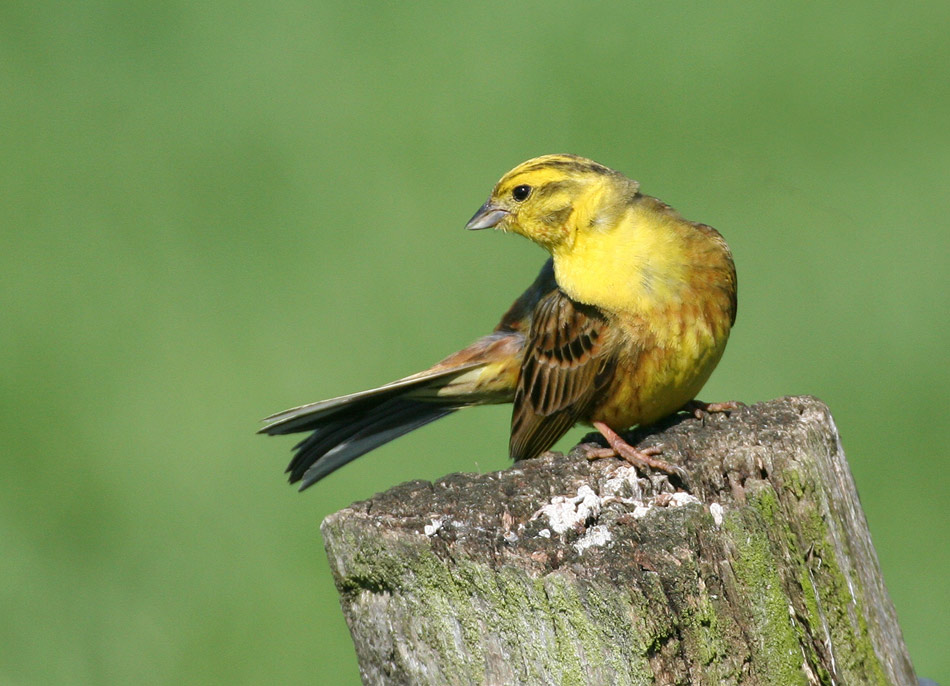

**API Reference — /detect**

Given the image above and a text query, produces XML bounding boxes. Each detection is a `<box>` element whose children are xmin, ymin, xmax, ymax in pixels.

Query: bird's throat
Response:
<box><xmin>551</xmin><ymin>209</ymin><xmax>690</xmax><ymax>319</ymax></box>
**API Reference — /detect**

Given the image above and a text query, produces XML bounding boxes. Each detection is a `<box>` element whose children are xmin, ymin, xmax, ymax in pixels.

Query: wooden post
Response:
<box><xmin>321</xmin><ymin>396</ymin><xmax>918</xmax><ymax>685</ymax></box>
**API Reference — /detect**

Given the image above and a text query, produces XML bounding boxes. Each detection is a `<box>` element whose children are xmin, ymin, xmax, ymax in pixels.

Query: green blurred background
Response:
<box><xmin>2</xmin><ymin>1</ymin><xmax>947</xmax><ymax>683</ymax></box>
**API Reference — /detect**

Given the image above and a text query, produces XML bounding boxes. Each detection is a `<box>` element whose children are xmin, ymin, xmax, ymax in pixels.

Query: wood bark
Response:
<box><xmin>321</xmin><ymin>396</ymin><xmax>918</xmax><ymax>685</ymax></box>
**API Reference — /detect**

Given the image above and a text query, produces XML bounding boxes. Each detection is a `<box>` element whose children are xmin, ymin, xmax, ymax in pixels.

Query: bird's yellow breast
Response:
<box><xmin>594</xmin><ymin>320</ymin><xmax>729</xmax><ymax>428</ymax></box>
<box><xmin>552</xmin><ymin>197</ymin><xmax>734</xmax><ymax>428</ymax></box>
<box><xmin>552</xmin><ymin>201</ymin><xmax>694</xmax><ymax>337</ymax></box>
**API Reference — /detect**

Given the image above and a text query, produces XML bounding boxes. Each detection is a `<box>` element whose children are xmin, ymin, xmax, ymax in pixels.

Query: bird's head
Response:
<box><xmin>465</xmin><ymin>154</ymin><xmax>639</xmax><ymax>251</ymax></box>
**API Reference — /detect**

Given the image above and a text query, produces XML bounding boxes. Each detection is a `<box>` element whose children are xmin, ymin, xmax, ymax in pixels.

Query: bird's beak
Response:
<box><xmin>465</xmin><ymin>201</ymin><xmax>509</xmax><ymax>230</ymax></box>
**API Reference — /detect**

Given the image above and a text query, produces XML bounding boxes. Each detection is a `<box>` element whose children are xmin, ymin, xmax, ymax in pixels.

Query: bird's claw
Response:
<box><xmin>590</xmin><ymin>421</ymin><xmax>688</xmax><ymax>483</ymax></box>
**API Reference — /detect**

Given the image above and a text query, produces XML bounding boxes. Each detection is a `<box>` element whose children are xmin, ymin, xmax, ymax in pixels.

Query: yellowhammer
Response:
<box><xmin>261</xmin><ymin>154</ymin><xmax>737</xmax><ymax>490</ymax></box>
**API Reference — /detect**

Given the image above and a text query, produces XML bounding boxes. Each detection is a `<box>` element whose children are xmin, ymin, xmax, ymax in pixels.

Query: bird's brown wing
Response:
<box><xmin>509</xmin><ymin>288</ymin><xmax>615</xmax><ymax>461</ymax></box>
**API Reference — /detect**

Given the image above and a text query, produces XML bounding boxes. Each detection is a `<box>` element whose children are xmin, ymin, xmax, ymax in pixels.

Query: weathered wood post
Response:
<box><xmin>321</xmin><ymin>396</ymin><xmax>918</xmax><ymax>685</ymax></box>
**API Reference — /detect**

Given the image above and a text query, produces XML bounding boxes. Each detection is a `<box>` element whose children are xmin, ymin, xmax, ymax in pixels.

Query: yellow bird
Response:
<box><xmin>261</xmin><ymin>154</ymin><xmax>737</xmax><ymax>490</ymax></box>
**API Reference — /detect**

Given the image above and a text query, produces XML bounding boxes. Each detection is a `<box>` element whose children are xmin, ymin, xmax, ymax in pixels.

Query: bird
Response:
<box><xmin>260</xmin><ymin>154</ymin><xmax>737</xmax><ymax>491</ymax></box>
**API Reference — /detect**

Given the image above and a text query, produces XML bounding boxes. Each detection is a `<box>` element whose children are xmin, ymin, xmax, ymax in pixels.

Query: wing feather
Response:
<box><xmin>509</xmin><ymin>289</ymin><xmax>614</xmax><ymax>461</ymax></box>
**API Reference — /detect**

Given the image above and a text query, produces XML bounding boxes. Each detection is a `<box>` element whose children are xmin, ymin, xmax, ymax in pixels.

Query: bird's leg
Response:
<box><xmin>589</xmin><ymin>421</ymin><xmax>684</xmax><ymax>477</ymax></box>
<box><xmin>684</xmin><ymin>399</ymin><xmax>744</xmax><ymax>420</ymax></box>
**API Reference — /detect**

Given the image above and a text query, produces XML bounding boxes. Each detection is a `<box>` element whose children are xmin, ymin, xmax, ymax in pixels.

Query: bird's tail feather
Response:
<box><xmin>258</xmin><ymin>362</ymin><xmax>482</xmax><ymax>436</ymax></box>
<box><xmin>287</xmin><ymin>397</ymin><xmax>458</xmax><ymax>490</ymax></box>
<box><xmin>260</xmin><ymin>330</ymin><xmax>525</xmax><ymax>489</ymax></box>
<box><xmin>259</xmin><ymin>362</ymin><xmax>486</xmax><ymax>490</ymax></box>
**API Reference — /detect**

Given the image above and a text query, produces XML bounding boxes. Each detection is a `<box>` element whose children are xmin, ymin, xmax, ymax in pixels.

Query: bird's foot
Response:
<box><xmin>684</xmin><ymin>399</ymin><xmax>744</xmax><ymax>420</ymax></box>
<box><xmin>588</xmin><ymin>421</ymin><xmax>686</xmax><ymax>481</ymax></box>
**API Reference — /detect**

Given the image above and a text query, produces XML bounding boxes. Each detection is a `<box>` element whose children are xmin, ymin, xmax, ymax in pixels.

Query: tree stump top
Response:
<box><xmin>322</xmin><ymin>396</ymin><xmax>917</xmax><ymax>686</ymax></box>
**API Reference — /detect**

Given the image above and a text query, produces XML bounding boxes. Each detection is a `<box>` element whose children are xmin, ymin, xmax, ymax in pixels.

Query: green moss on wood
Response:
<box><xmin>792</xmin><ymin>496</ymin><xmax>889</xmax><ymax>685</ymax></box>
<box><xmin>725</xmin><ymin>489</ymin><xmax>807</xmax><ymax>685</ymax></box>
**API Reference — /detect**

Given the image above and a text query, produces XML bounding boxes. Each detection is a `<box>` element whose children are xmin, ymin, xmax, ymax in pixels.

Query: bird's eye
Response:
<box><xmin>512</xmin><ymin>185</ymin><xmax>532</xmax><ymax>201</ymax></box>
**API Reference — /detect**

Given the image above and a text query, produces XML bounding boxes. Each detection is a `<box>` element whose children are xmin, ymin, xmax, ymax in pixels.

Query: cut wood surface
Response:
<box><xmin>321</xmin><ymin>396</ymin><xmax>917</xmax><ymax>686</ymax></box>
